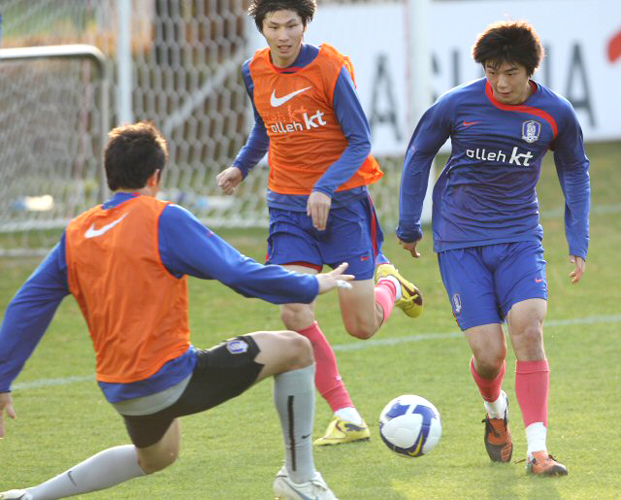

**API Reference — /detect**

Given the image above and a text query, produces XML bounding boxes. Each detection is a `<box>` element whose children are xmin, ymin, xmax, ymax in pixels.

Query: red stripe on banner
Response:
<box><xmin>608</xmin><ymin>30</ymin><xmax>621</xmax><ymax>63</ymax></box>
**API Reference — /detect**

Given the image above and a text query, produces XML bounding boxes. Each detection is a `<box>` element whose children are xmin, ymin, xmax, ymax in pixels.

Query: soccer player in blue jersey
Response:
<box><xmin>0</xmin><ymin>122</ymin><xmax>350</xmax><ymax>499</ymax></box>
<box><xmin>217</xmin><ymin>0</ymin><xmax>423</xmax><ymax>447</ymax></box>
<box><xmin>397</xmin><ymin>21</ymin><xmax>590</xmax><ymax>476</ymax></box>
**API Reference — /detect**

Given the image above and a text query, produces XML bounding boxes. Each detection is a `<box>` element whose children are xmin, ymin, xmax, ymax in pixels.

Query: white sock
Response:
<box><xmin>334</xmin><ymin>407</ymin><xmax>363</xmax><ymax>425</ymax></box>
<box><xmin>378</xmin><ymin>276</ymin><xmax>402</xmax><ymax>301</ymax></box>
<box><xmin>526</xmin><ymin>422</ymin><xmax>547</xmax><ymax>457</ymax></box>
<box><xmin>26</xmin><ymin>445</ymin><xmax>145</xmax><ymax>499</ymax></box>
<box><xmin>484</xmin><ymin>390</ymin><xmax>508</xmax><ymax>419</ymax></box>
<box><xmin>274</xmin><ymin>364</ymin><xmax>316</xmax><ymax>484</ymax></box>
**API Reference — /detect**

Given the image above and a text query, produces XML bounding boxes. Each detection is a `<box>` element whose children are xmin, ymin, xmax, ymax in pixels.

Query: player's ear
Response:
<box><xmin>147</xmin><ymin>169</ymin><xmax>161</xmax><ymax>187</ymax></box>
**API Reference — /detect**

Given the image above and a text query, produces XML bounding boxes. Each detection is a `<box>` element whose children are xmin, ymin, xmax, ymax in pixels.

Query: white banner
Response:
<box><xmin>248</xmin><ymin>0</ymin><xmax>621</xmax><ymax>154</ymax></box>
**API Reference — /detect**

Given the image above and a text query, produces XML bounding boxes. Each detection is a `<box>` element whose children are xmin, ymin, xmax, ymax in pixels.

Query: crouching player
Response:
<box><xmin>0</xmin><ymin>122</ymin><xmax>351</xmax><ymax>499</ymax></box>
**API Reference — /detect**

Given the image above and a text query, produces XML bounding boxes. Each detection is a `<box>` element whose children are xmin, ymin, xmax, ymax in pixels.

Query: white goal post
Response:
<box><xmin>0</xmin><ymin>44</ymin><xmax>110</xmax><ymax>256</ymax></box>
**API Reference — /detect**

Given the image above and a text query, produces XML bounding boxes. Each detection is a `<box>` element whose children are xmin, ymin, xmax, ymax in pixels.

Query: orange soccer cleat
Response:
<box><xmin>526</xmin><ymin>451</ymin><xmax>568</xmax><ymax>476</ymax></box>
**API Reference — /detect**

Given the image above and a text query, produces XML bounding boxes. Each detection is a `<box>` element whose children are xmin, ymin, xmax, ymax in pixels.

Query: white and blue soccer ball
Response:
<box><xmin>379</xmin><ymin>394</ymin><xmax>442</xmax><ymax>458</ymax></box>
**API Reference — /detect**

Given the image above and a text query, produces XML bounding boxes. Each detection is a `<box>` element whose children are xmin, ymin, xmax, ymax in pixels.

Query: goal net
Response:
<box><xmin>0</xmin><ymin>45</ymin><xmax>107</xmax><ymax>256</ymax></box>
<box><xmin>0</xmin><ymin>0</ymin><xmax>406</xmax><ymax>257</ymax></box>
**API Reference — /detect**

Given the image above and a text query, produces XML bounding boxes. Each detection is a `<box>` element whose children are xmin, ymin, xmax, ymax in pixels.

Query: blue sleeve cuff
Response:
<box><xmin>396</xmin><ymin>226</ymin><xmax>423</xmax><ymax>243</ymax></box>
<box><xmin>312</xmin><ymin>186</ymin><xmax>335</xmax><ymax>199</ymax></box>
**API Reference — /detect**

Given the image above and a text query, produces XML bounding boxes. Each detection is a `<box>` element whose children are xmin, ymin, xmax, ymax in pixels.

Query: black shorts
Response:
<box><xmin>123</xmin><ymin>335</ymin><xmax>263</xmax><ymax>448</ymax></box>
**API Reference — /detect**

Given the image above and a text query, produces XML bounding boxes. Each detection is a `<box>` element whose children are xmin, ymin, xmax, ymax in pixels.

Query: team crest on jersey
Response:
<box><xmin>452</xmin><ymin>293</ymin><xmax>462</xmax><ymax>314</ymax></box>
<box><xmin>227</xmin><ymin>339</ymin><xmax>249</xmax><ymax>354</ymax></box>
<box><xmin>521</xmin><ymin>120</ymin><xmax>541</xmax><ymax>144</ymax></box>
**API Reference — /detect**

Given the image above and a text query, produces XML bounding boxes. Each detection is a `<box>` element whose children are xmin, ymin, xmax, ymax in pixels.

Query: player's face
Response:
<box><xmin>484</xmin><ymin>61</ymin><xmax>532</xmax><ymax>105</ymax></box>
<box><xmin>262</xmin><ymin>10</ymin><xmax>306</xmax><ymax>68</ymax></box>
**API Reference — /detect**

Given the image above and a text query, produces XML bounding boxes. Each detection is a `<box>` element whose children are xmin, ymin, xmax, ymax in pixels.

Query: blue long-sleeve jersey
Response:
<box><xmin>398</xmin><ymin>78</ymin><xmax>590</xmax><ymax>259</ymax></box>
<box><xmin>0</xmin><ymin>193</ymin><xmax>319</xmax><ymax>400</ymax></box>
<box><xmin>232</xmin><ymin>43</ymin><xmax>373</xmax><ymax>210</ymax></box>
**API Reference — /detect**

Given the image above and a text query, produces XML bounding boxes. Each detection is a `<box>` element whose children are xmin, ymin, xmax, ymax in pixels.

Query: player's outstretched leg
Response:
<box><xmin>0</xmin><ymin>445</ymin><xmax>146</xmax><ymax>499</ymax></box>
<box><xmin>281</xmin><ymin>307</ymin><xmax>370</xmax><ymax>446</ymax></box>
<box><xmin>0</xmin><ymin>490</ymin><xmax>30</xmax><ymax>500</ymax></box>
<box><xmin>298</xmin><ymin>322</ymin><xmax>369</xmax><ymax>445</ymax></box>
<box><xmin>375</xmin><ymin>263</ymin><xmax>423</xmax><ymax>318</ymax></box>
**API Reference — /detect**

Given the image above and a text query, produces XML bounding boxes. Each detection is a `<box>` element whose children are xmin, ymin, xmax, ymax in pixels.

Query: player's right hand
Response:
<box><xmin>216</xmin><ymin>167</ymin><xmax>243</xmax><ymax>195</ymax></box>
<box><xmin>0</xmin><ymin>392</ymin><xmax>16</xmax><ymax>438</ymax></box>
<box><xmin>316</xmin><ymin>262</ymin><xmax>355</xmax><ymax>294</ymax></box>
<box><xmin>398</xmin><ymin>238</ymin><xmax>421</xmax><ymax>258</ymax></box>
<box><xmin>569</xmin><ymin>255</ymin><xmax>586</xmax><ymax>284</ymax></box>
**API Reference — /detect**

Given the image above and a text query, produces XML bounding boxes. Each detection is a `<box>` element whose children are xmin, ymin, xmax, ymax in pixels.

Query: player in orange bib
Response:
<box><xmin>0</xmin><ymin>122</ymin><xmax>353</xmax><ymax>499</ymax></box>
<box><xmin>217</xmin><ymin>0</ymin><xmax>424</xmax><ymax>446</ymax></box>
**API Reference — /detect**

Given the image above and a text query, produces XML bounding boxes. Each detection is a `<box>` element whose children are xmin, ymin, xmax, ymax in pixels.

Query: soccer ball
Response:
<box><xmin>379</xmin><ymin>394</ymin><xmax>442</xmax><ymax>457</ymax></box>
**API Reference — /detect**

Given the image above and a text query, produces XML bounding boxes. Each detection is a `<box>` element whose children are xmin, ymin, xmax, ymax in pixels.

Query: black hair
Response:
<box><xmin>104</xmin><ymin>121</ymin><xmax>168</xmax><ymax>191</ymax></box>
<box><xmin>248</xmin><ymin>0</ymin><xmax>316</xmax><ymax>32</ymax></box>
<box><xmin>472</xmin><ymin>21</ymin><xmax>544</xmax><ymax>76</ymax></box>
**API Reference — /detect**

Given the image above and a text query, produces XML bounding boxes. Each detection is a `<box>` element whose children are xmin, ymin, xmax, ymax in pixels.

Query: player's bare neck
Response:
<box><xmin>520</xmin><ymin>81</ymin><xmax>534</xmax><ymax>104</ymax></box>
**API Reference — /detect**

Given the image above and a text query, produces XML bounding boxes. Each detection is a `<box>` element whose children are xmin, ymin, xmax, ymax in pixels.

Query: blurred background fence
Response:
<box><xmin>0</xmin><ymin>0</ymin><xmax>618</xmax><ymax>255</ymax></box>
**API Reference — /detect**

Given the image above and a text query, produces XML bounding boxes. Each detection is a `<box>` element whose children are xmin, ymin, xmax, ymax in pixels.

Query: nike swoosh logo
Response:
<box><xmin>463</xmin><ymin>120</ymin><xmax>481</xmax><ymax>127</ymax></box>
<box><xmin>84</xmin><ymin>213</ymin><xmax>129</xmax><ymax>238</ymax></box>
<box><xmin>535</xmin><ymin>278</ymin><xmax>544</xmax><ymax>283</ymax></box>
<box><xmin>270</xmin><ymin>86</ymin><xmax>312</xmax><ymax>107</ymax></box>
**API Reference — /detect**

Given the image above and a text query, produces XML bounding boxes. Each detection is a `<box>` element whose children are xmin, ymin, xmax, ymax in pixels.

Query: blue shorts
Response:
<box><xmin>437</xmin><ymin>241</ymin><xmax>547</xmax><ymax>330</ymax></box>
<box><xmin>266</xmin><ymin>197</ymin><xmax>386</xmax><ymax>280</ymax></box>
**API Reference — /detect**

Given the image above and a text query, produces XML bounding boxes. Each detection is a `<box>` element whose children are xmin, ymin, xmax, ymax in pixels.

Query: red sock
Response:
<box><xmin>297</xmin><ymin>322</ymin><xmax>353</xmax><ymax>412</ymax></box>
<box><xmin>515</xmin><ymin>359</ymin><xmax>549</xmax><ymax>427</ymax></box>
<box><xmin>375</xmin><ymin>279</ymin><xmax>397</xmax><ymax>324</ymax></box>
<box><xmin>470</xmin><ymin>358</ymin><xmax>506</xmax><ymax>402</ymax></box>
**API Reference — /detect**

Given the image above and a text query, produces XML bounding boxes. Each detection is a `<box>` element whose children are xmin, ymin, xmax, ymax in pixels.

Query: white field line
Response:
<box><xmin>333</xmin><ymin>314</ymin><xmax>621</xmax><ymax>352</ymax></box>
<box><xmin>13</xmin><ymin>314</ymin><xmax>621</xmax><ymax>391</ymax></box>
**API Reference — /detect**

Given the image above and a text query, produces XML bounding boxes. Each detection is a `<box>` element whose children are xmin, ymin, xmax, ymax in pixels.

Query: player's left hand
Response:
<box><xmin>569</xmin><ymin>255</ymin><xmax>586</xmax><ymax>284</ymax></box>
<box><xmin>398</xmin><ymin>238</ymin><xmax>421</xmax><ymax>258</ymax></box>
<box><xmin>307</xmin><ymin>191</ymin><xmax>332</xmax><ymax>231</ymax></box>
<box><xmin>316</xmin><ymin>262</ymin><xmax>355</xmax><ymax>294</ymax></box>
<box><xmin>0</xmin><ymin>392</ymin><xmax>16</xmax><ymax>438</ymax></box>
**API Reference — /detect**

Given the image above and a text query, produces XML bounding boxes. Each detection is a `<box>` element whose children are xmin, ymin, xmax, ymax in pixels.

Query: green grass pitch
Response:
<box><xmin>1</xmin><ymin>141</ymin><xmax>620</xmax><ymax>499</ymax></box>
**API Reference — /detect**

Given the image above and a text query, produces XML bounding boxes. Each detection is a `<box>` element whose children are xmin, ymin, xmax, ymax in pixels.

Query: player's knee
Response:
<box><xmin>345</xmin><ymin>323</ymin><xmax>375</xmax><ymax>340</ymax></box>
<box><xmin>518</xmin><ymin>325</ymin><xmax>543</xmax><ymax>345</ymax></box>
<box><xmin>139</xmin><ymin>448</ymin><xmax>179</xmax><ymax>475</ymax></box>
<box><xmin>343</xmin><ymin>315</ymin><xmax>377</xmax><ymax>340</ymax></box>
<box><xmin>280</xmin><ymin>304</ymin><xmax>315</xmax><ymax>330</ymax></box>
<box><xmin>273</xmin><ymin>330</ymin><xmax>313</xmax><ymax>370</ymax></box>
<box><xmin>473</xmin><ymin>353</ymin><xmax>505</xmax><ymax>377</ymax></box>
<box><xmin>281</xmin><ymin>331</ymin><xmax>314</xmax><ymax>368</ymax></box>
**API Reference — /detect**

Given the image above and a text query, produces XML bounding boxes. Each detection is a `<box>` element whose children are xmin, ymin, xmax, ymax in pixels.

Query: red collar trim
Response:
<box><xmin>485</xmin><ymin>81</ymin><xmax>558</xmax><ymax>139</ymax></box>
